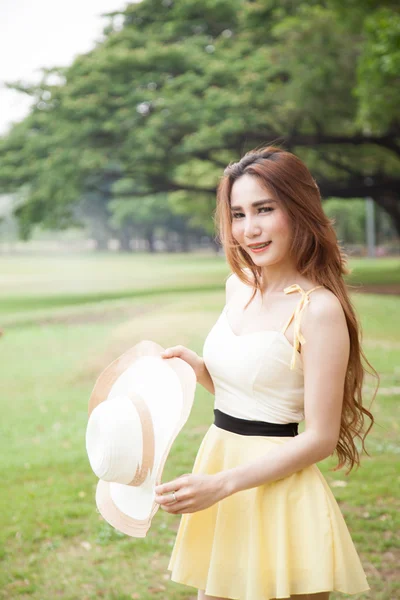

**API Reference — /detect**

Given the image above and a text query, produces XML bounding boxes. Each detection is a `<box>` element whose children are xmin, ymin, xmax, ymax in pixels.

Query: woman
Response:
<box><xmin>155</xmin><ymin>146</ymin><xmax>377</xmax><ymax>600</ymax></box>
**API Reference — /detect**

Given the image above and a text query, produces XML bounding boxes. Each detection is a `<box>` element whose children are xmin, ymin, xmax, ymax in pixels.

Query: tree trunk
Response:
<box><xmin>94</xmin><ymin>236</ymin><xmax>109</xmax><ymax>251</ymax></box>
<box><xmin>145</xmin><ymin>228</ymin><xmax>155</xmax><ymax>252</ymax></box>
<box><xmin>180</xmin><ymin>231</ymin><xmax>190</xmax><ymax>252</ymax></box>
<box><xmin>210</xmin><ymin>236</ymin><xmax>222</xmax><ymax>253</ymax></box>
<box><xmin>117</xmin><ymin>228</ymin><xmax>133</xmax><ymax>252</ymax></box>
<box><xmin>163</xmin><ymin>231</ymin><xmax>175</xmax><ymax>252</ymax></box>
<box><xmin>373</xmin><ymin>192</ymin><xmax>400</xmax><ymax>237</ymax></box>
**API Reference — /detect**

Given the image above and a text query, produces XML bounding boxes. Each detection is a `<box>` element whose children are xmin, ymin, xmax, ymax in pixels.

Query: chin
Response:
<box><xmin>248</xmin><ymin>251</ymin><xmax>283</xmax><ymax>267</ymax></box>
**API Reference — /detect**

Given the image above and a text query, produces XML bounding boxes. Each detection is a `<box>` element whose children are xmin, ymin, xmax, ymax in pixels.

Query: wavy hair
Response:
<box><xmin>214</xmin><ymin>145</ymin><xmax>378</xmax><ymax>473</ymax></box>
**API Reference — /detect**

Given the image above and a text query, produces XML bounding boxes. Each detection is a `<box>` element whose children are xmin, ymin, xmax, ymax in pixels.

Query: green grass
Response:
<box><xmin>346</xmin><ymin>257</ymin><xmax>400</xmax><ymax>286</ymax></box>
<box><xmin>0</xmin><ymin>253</ymin><xmax>399</xmax><ymax>599</ymax></box>
<box><xmin>1</xmin><ymin>253</ymin><xmax>399</xmax><ymax>326</ymax></box>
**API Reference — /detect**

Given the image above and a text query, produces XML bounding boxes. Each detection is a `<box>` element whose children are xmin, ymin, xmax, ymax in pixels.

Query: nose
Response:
<box><xmin>244</xmin><ymin>215</ymin><xmax>262</xmax><ymax>239</ymax></box>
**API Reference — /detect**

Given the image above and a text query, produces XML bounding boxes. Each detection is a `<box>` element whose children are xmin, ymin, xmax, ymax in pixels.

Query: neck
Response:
<box><xmin>260</xmin><ymin>259</ymin><xmax>300</xmax><ymax>294</ymax></box>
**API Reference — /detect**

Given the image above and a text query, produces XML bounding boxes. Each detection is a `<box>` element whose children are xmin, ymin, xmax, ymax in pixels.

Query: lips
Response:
<box><xmin>248</xmin><ymin>241</ymin><xmax>272</xmax><ymax>253</ymax></box>
<box><xmin>248</xmin><ymin>241</ymin><xmax>271</xmax><ymax>248</ymax></box>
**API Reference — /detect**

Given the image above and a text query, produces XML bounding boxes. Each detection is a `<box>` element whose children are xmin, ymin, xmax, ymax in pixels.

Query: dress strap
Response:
<box><xmin>281</xmin><ymin>284</ymin><xmax>323</xmax><ymax>370</ymax></box>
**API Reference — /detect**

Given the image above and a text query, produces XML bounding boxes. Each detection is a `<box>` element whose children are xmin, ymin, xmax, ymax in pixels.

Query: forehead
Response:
<box><xmin>230</xmin><ymin>174</ymin><xmax>273</xmax><ymax>206</ymax></box>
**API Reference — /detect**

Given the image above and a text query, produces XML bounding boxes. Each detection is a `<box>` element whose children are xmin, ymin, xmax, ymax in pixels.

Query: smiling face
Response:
<box><xmin>230</xmin><ymin>173</ymin><xmax>293</xmax><ymax>267</ymax></box>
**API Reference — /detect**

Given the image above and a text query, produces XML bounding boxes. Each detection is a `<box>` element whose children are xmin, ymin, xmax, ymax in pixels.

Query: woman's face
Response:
<box><xmin>230</xmin><ymin>174</ymin><xmax>292</xmax><ymax>266</ymax></box>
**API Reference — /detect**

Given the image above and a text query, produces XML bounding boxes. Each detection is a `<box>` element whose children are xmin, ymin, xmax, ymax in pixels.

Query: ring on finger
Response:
<box><xmin>171</xmin><ymin>490</ymin><xmax>178</xmax><ymax>503</ymax></box>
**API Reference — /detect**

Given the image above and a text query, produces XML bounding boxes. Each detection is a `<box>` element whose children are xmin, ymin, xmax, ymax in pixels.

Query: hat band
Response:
<box><xmin>128</xmin><ymin>393</ymin><xmax>155</xmax><ymax>486</ymax></box>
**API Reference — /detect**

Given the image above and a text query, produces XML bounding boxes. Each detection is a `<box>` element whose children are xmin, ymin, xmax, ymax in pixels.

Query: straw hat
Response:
<box><xmin>86</xmin><ymin>340</ymin><xmax>196</xmax><ymax>537</ymax></box>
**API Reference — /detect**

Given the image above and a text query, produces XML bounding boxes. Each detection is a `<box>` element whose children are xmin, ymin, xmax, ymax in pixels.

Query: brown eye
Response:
<box><xmin>232</xmin><ymin>207</ymin><xmax>273</xmax><ymax>219</ymax></box>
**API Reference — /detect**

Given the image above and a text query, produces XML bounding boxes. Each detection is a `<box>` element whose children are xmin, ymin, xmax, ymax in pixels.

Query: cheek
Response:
<box><xmin>231</xmin><ymin>221</ymin><xmax>239</xmax><ymax>238</ymax></box>
<box><xmin>272</xmin><ymin>212</ymin><xmax>291</xmax><ymax>238</ymax></box>
<box><xmin>230</xmin><ymin>219</ymin><xmax>243</xmax><ymax>240</ymax></box>
<box><xmin>230</xmin><ymin>210</ymin><xmax>292</xmax><ymax>241</ymax></box>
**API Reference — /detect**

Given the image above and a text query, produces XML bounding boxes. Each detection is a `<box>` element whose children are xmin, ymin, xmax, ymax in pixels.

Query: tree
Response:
<box><xmin>0</xmin><ymin>0</ymin><xmax>399</xmax><ymax>237</ymax></box>
<box><xmin>323</xmin><ymin>199</ymin><xmax>366</xmax><ymax>245</ymax></box>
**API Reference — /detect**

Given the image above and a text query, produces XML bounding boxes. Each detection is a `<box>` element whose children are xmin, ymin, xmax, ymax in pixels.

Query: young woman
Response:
<box><xmin>155</xmin><ymin>146</ymin><xmax>377</xmax><ymax>600</ymax></box>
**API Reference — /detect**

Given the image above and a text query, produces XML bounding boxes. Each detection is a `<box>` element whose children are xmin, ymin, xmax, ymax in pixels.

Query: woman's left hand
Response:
<box><xmin>155</xmin><ymin>473</ymin><xmax>228</xmax><ymax>514</ymax></box>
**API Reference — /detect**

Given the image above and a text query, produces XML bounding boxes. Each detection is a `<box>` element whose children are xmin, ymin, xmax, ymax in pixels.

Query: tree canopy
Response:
<box><xmin>0</xmin><ymin>0</ymin><xmax>399</xmax><ymax>239</ymax></box>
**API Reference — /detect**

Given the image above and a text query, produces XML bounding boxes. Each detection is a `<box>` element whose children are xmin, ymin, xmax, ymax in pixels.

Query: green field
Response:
<box><xmin>0</xmin><ymin>253</ymin><xmax>399</xmax><ymax>600</ymax></box>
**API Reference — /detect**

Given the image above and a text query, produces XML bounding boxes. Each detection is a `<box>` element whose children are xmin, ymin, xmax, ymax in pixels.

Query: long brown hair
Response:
<box><xmin>215</xmin><ymin>145</ymin><xmax>378</xmax><ymax>473</ymax></box>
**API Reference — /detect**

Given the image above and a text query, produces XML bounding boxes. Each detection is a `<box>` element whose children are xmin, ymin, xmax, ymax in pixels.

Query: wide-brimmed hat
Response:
<box><xmin>86</xmin><ymin>340</ymin><xmax>196</xmax><ymax>537</ymax></box>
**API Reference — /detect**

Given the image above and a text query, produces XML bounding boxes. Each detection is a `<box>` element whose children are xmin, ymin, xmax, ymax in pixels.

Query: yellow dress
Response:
<box><xmin>168</xmin><ymin>284</ymin><xmax>370</xmax><ymax>600</ymax></box>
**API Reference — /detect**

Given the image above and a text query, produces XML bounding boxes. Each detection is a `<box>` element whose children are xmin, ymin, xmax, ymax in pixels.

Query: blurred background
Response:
<box><xmin>0</xmin><ymin>1</ymin><xmax>399</xmax><ymax>599</ymax></box>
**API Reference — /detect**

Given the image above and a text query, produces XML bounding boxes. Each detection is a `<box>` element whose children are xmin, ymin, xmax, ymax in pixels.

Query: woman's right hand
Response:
<box><xmin>161</xmin><ymin>345</ymin><xmax>205</xmax><ymax>381</ymax></box>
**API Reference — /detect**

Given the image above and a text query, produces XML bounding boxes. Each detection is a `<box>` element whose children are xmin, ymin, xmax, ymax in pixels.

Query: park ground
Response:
<box><xmin>0</xmin><ymin>254</ymin><xmax>399</xmax><ymax>600</ymax></box>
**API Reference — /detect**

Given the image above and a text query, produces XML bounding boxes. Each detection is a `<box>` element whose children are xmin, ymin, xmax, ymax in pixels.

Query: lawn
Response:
<box><xmin>0</xmin><ymin>253</ymin><xmax>399</xmax><ymax>599</ymax></box>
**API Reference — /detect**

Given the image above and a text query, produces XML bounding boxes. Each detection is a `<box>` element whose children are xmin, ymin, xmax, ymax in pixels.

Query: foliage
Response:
<box><xmin>324</xmin><ymin>198</ymin><xmax>366</xmax><ymax>245</ymax></box>
<box><xmin>356</xmin><ymin>7</ymin><xmax>400</xmax><ymax>132</ymax></box>
<box><xmin>0</xmin><ymin>0</ymin><xmax>399</xmax><ymax>239</ymax></box>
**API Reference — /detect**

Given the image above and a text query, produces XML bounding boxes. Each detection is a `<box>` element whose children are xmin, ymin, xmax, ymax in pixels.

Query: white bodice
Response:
<box><xmin>202</xmin><ymin>284</ymin><xmax>323</xmax><ymax>424</ymax></box>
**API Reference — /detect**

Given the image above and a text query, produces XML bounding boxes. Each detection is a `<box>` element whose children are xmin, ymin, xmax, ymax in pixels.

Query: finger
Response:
<box><xmin>161</xmin><ymin>345</ymin><xmax>184</xmax><ymax>358</ymax></box>
<box><xmin>179</xmin><ymin>506</ymin><xmax>196</xmax><ymax>514</ymax></box>
<box><xmin>160</xmin><ymin>501</ymin><xmax>188</xmax><ymax>514</ymax></box>
<box><xmin>155</xmin><ymin>477</ymin><xmax>186</xmax><ymax>495</ymax></box>
<box><xmin>155</xmin><ymin>492</ymin><xmax>178</xmax><ymax>505</ymax></box>
<box><xmin>161</xmin><ymin>348</ymin><xmax>173</xmax><ymax>357</ymax></box>
<box><xmin>161</xmin><ymin>346</ymin><xmax>177</xmax><ymax>357</ymax></box>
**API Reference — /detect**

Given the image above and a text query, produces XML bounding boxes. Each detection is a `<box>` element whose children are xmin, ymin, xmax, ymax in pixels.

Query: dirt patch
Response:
<box><xmin>364</xmin><ymin>549</ymin><xmax>400</xmax><ymax>583</ymax></box>
<box><xmin>369</xmin><ymin>386</ymin><xmax>400</xmax><ymax>396</ymax></box>
<box><xmin>364</xmin><ymin>339</ymin><xmax>400</xmax><ymax>350</ymax></box>
<box><xmin>73</xmin><ymin>307</ymin><xmax>215</xmax><ymax>385</ymax></box>
<box><xmin>35</xmin><ymin>302</ymin><xmax>161</xmax><ymax>326</ymax></box>
<box><xmin>350</xmin><ymin>283</ymin><xmax>400</xmax><ymax>295</ymax></box>
<box><xmin>186</xmin><ymin>425</ymin><xmax>210</xmax><ymax>436</ymax></box>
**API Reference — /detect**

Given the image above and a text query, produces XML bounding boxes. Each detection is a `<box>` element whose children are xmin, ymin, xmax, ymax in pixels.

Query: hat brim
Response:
<box><xmin>88</xmin><ymin>340</ymin><xmax>196</xmax><ymax>537</ymax></box>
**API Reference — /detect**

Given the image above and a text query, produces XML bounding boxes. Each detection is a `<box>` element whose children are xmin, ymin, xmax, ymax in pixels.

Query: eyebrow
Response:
<box><xmin>230</xmin><ymin>198</ymin><xmax>277</xmax><ymax>211</ymax></box>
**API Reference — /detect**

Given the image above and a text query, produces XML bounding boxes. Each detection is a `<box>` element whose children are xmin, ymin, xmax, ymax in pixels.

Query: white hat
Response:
<box><xmin>86</xmin><ymin>340</ymin><xmax>196</xmax><ymax>537</ymax></box>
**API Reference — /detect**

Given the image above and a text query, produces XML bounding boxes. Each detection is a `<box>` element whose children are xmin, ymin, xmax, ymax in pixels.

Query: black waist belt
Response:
<box><xmin>213</xmin><ymin>409</ymin><xmax>298</xmax><ymax>437</ymax></box>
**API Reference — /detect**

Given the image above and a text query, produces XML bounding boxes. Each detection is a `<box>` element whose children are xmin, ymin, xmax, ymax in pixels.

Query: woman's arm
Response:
<box><xmin>219</xmin><ymin>289</ymin><xmax>349</xmax><ymax>496</ymax></box>
<box><xmin>196</xmin><ymin>273</ymin><xmax>240</xmax><ymax>396</ymax></box>
<box><xmin>155</xmin><ymin>289</ymin><xmax>350</xmax><ymax>514</ymax></box>
<box><xmin>197</xmin><ymin>361</ymin><xmax>215</xmax><ymax>395</ymax></box>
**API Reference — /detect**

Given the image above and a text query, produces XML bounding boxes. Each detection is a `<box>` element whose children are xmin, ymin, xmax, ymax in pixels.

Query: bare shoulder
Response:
<box><xmin>307</xmin><ymin>286</ymin><xmax>344</xmax><ymax>318</ymax></box>
<box><xmin>302</xmin><ymin>286</ymin><xmax>348</xmax><ymax>339</ymax></box>
<box><xmin>225</xmin><ymin>269</ymin><xmax>253</xmax><ymax>303</ymax></box>
<box><xmin>225</xmin><ymin>273</ymin><xmax>242</xmax><ymax>303</ymax></box>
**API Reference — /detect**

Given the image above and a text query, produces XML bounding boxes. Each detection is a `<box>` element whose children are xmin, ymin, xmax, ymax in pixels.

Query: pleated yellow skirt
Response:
<box><xmin>168</xmin><ymin>424</ymin><xmax>370</xmax><ymax>600</ymax></box>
